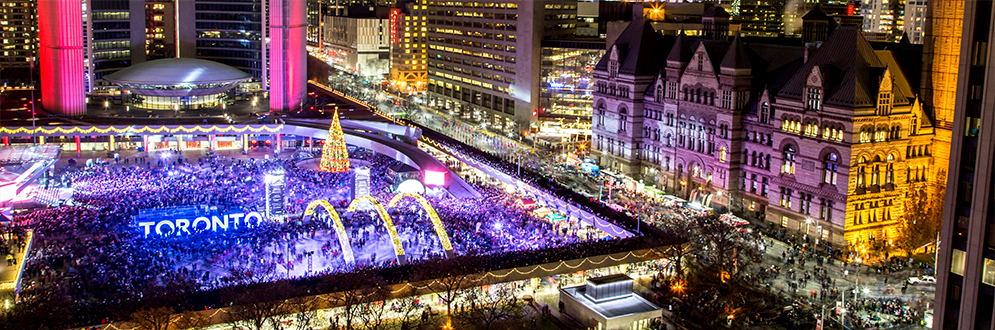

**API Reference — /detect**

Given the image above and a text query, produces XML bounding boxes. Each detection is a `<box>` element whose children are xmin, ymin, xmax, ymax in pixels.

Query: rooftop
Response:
<box><xmin>588</xmin><ymin>273</ymin><xmax>633</xmax><ymax>286</ymax></box>
<box><xmin>562</xmin><ymin>285</ymin><xmax>661</xmax><ymax>319</ymax></box>
<box><xmin>103</xmin><ymin>58</ymin><xmax>253</xmax><ymax>86</ymax></box>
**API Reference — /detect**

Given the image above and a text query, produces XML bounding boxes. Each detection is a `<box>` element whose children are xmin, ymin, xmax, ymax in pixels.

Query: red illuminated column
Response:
<box><xmin>2</xmin><ymin>137</ymin><xmax>8</xmax><ymax>147</ymax></box>
<box><xmin>142</xmin><ymin>135</ymin><xmax>149</xmax><ymax>153</ymax></box>
<box><xmin>275</xmin><ymin>134</ymin><xmax>282</xmax><ymax>153</ymax></box>
<box><xmin>269</xmin><ymin>0</ymin><xmax>307</xmax><ymax>112</ymax></box>
<box><xmin>74</xmin><ymin>136</ymin><xmax>80</xmax><ymax>155</ymax></box>
<box><xmin>38</xmin><ymin>0</ymin><xmax>85</xmax><ymax>116</ymax></box>
<box><xmin>210</xmin><ymin>134</ymin><xmax>217</xmax><ymax>152</ymax></box>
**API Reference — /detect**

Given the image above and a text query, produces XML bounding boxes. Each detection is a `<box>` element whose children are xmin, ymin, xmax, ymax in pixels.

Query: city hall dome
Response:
<box><xmin>103</xmin><ymin>58</ymin><xmax>252</xmax><ymax>98</ymax></box>
<box><xmin>103</xmin><ymin>58</ymin><xmax>254</xmax><ymax>110</ymax></box>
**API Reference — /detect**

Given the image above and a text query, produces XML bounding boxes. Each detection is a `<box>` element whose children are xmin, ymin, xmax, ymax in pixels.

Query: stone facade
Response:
<box><xmin>591</xmin><ymin>22</ymin><xmax>937</xmax><ymax>251</ymax></box>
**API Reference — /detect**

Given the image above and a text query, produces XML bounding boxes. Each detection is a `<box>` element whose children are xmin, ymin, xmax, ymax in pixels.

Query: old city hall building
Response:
<box><xmin>591</xmin><ymin>16</ymin><xmax>937</xmax><ymax>250</ymax></box>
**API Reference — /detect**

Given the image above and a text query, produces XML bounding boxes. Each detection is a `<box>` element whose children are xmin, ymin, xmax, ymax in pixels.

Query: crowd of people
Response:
<box><xmin>8</xmin><ymin>141</ymin><xmax>670</xmax><ymax>327</ymax></box>
<box><xmin>417</xmin><ymin>129</ymin><xmax>653</xmax><ymax>237</ymax></box>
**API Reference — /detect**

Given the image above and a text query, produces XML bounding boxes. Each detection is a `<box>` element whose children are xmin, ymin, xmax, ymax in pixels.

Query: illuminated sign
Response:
<box><xmin>390</xmin><ymin>9</ymin><xmax>400</xmax><ymax>44</ymax></box>
<box><xmin>265</xmin><ymin>170</ymin><xmax>286</xmax><ymax>219</ymax></box>
<box><xmin>424</xmin><ymin>170</ymin><xmax>446</xmax><ymax>186</ymax></box>
<box><xmin>353</xmin><ymin>167</ymin><xmax>371</xmax><ymax>198</ymax></box>
<box><xmin>138</xmin><ymin>212</ymin><xmax>265</xmax><ymax>237</ymax></box>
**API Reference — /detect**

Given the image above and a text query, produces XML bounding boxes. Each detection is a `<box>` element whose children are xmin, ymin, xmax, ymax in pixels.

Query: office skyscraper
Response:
<box><xmin>0</xmin><ymin>0</ymin><xmax>37</xmax><ymax>70</ymax></box>
<box><xmin>38</xmin><ymin>0</ymin><xmax>306</xmax><ymax>115</ymax></box>
<box><xmin>424</xmin><ymin>0</ymin><xmax>577</xmax><ymax>133</ymax></box>
<box><xmin>389</xmin><ymin>0</ymin><xmax>427</xmax><ymax>93</ymax></box>
<box><xmin>933</xmin><ymin>1</ymin><xmax>995</xmax><ymax>329</ymax></box>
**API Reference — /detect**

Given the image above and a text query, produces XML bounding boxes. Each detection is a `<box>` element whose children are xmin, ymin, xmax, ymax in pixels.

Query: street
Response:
<box><xmin>320</xmin><ymin>68</ymin><xmax>935</xmax><ymax>329</ymax></box>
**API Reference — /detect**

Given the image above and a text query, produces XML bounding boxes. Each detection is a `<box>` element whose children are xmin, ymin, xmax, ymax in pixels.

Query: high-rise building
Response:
<box><xmin>782</xmin><ymin>0</ymin><xmax>849</xmax><ymax>37</ymax></box>
<box><xmin>323</xmin><ymin>6</ymin><xmax>391</xmax><ymax>77</ymax></box>
<box><xmin>904</xmin><ymin>0</ymin><xmax>928</xmax><ymax>44</ymax></box>
<box><xmin>269</xmin><ymin>0</ymin><xmax>307</xmax><ymax>112</ymax></box>
<box><xmin>920</xmin><ymin>0</ymin><xmax>963</xmax><ymax>177</ymax></box>
<box><xmin>735</xmin><ymin>0</ymin><xmax>785</xmax><ymax>37</ymax></box>
<box><xmin>86</xmin><ymin>0</ymin><xmax>148</xmax><ymax>90</ymax></box>
<box><xmin>38</xmin><ymin>0</ymin><xmax>86</xmax><ymax>115</ymax></box>
<box><xmin>79</xmin><ymin>0</ymin><xmax>268</xmax><ymax>92</ymax></box>
<box><xmin>424</xmin><ymin>0</ymin><xmax>578</xmax><ymax>133</ymax></box>
<box><xmin>931</xmin><ymin>1</ymin><xmax>992</xmax><ymax>329</ymax></box>
<box><xmin>540</xmin><ymin>40</ymin><xmax>605</xmax><ymax>123</ymax></box>
<box><xmin>178</xmin><ymin>0</ymin><xmax>267</xmax><ymax>79</ymax></box>
<box><xmin>860</xmin><ymin>0</ymin><xmax>905</xmax><ymax>42</ymax></box>
<box><xmin>145</xmin><ymin>0</ymin><xmax>176</xmax><ymax>60</ymax></box>
<box><xmin>388</xmin><ymin>0</ymin><xmax>428</xmax><ymax>93</ymax></box>
<box><xmin>39</xmin><ymin>0</ymin><xmax>307</xmax><ymax>114</ymax></box>
<box><xmin>307</xmin><ymin>0</ymin><xmax>324</xmax><ymax>47</ymax></box>
<box><xmin>0</xmin><ymin>0</ymin><xmax>37</xmax><ymax>70</ymax></box>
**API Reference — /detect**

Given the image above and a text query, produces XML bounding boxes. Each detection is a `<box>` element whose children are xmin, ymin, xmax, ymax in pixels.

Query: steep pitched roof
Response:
<box><xmin>666</xmin><ymin>32</ymin><xmax>693</xmax><ymax>64</ymax></box>
<box><xmin>703</xmin><ymin>6</ymin><xmax>730</xmax><ymax>18</ymax></box>
<box><xmin>699</xmin><ymin>39</ymin><xmax>731</xmax><ymax>73</ymax></box>
<box><xmin>875</xmin><ymin>50</ymin><xmax>915</xmax><ymax>105</ymax></box>
<box><xmin>742</xmin><ymin>43</ymin><xmax>806</xmax><ymax>114</ymax></box>
<box><xmin>802</xmin><ymin>7</ymin><xmax>831</xmax><ymax>21</ymax></box>
<box><xmin>777</xmin><ymin>26</ymin><xmax>886</xmax><ymax>108</ymax></box>
<box><xmin>869</xmin><ymin>41</ymin><xmax>923</xmax><ymax>94</ymax></box>
<box><xmin>595</xmin><ymin>18</ymin><xmax>674</xmax><ymax>76</ymax></box>
<box><xmin>721</xmin><ymin>34</ymin><xmax>751</xmax><ymax>70</ymax></box>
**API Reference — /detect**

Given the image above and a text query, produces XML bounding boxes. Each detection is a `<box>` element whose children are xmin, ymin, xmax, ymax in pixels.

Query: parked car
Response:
<box><xmin>907</xmin><ymin>275</ymin><xmax>936</xmax><ymax>285</ymax></box>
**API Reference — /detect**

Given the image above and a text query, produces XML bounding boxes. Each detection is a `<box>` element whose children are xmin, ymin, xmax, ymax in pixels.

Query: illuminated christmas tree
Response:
<box><xmin>319</xmin><ymin>111</ymin><xmax>351</xmax><ymax>173</ymax></box>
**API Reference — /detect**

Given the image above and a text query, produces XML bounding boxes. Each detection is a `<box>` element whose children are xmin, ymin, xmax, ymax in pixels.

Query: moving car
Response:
<box><xmin>907</xmin><ymin>275</ymin><xmax>936</xmax><ymax>285</ymax></box>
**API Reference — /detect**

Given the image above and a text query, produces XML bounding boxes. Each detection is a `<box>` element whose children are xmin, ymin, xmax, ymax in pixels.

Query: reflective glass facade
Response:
<box><xmin>540</xmin><ymin>46</ymin><xmax>604</xmax><ymax>120</ymax></box>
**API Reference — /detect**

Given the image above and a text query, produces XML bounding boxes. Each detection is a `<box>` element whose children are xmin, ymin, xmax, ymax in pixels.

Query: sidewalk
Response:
<box><xmin>0</xmin><ymin>229</ymin><xmax>34</xmax><ymax>299</ymax></box>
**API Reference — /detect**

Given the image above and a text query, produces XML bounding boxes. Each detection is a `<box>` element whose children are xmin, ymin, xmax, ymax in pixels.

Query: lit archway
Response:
<box><xmin>347</xmin><ymin>196</ymin><xmax>407</xmax><ymax>264</ymax></box>
<box><xmin>387</xmin><ymin>193</ymin><xmax>454</xmax><ymax>257</ymax></box>
<box><xmin>303</xmin><ymin>200</ymin><xmax>355</xmax><ymax>264</ymax></box>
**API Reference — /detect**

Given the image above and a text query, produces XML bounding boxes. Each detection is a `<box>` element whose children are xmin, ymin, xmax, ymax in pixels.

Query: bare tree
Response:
<box><xmin>325</xmin><ymin>268</ymin><xmax>384</xmax><ymax>330</ymax></box>
<box><xmin>287</xmin><ymin>295</ymin><xmax>321</xmax><ymax>330</ymax></box>
<box><xmin>356</xmin><ymin>288</ymin><xmax>392</xmax><ymax>330</ymax></box>
<box><xmin>656</xmin><ymin>215</ymin><xmax>699</xmax><ymax>281</ymax></box>
<box><xmin>222</xmin><ymin>281</ymin><xmax>294</xmax><ymax>330</ymax></box>
<box><xmin>390</xmin><ymin>292</ymin><xmax>424</xmax><ymax>329</ymax></box>
<box><xmin>694</xmin><ymin>215</ymin><xmax>763</xmax><ymax>281</ymax></box>
<box><xmin>429</xmin><ymin>272</ymin><xmax>482</xmax><ymax>323</ymax></box>
<box><xmin>419</xmin><ymin>257</ymin><xmax>484</xmax><ymax>322</ymax></box>
<box><xmin>173</xmin><ymin>310</ymin><xmax>210</xmax><ymax>330</ymax></box>
<box><xmin>461</xmin><ymin>287</ymin><xmax>523</xmax><ymax>330</ymax></box>
<box><xmin>129</xmin><ymin>307</ymin><xmax>174</xmax><ymax>330</ymax></box>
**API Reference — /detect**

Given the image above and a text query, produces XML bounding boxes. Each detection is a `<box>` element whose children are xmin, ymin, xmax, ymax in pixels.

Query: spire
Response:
<box><xmin>720</xmin><ymin>32</ymin><xmax>751</xmax><ymax>72</ymax></box>
<box><xmin>666</xmin><ymin>31</ymin><xmax>693</xmax><ymax>66</ymax></box>
<box><xmin>319</xmin><ymin>111</ymin><xmax>351</xmax><ymax>173</ymax></box>
<box><xmin>899</xmin><ymin>31</ymin><xmax>911</xmax><ymax>44</ymax></box>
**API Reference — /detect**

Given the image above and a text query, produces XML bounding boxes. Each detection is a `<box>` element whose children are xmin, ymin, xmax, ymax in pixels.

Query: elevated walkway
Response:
<box><xmin>281</xmin><ymin>120</ymin><xmax>480</xmax><ymax>199</ymax></box>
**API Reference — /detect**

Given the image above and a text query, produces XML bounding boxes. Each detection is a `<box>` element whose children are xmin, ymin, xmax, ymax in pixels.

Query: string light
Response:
<box><xmin>420</xmin><ymin>137</ymin><xmax>633</xmax><ymax>237</ymax></box>
<box><xmin>303</xmin><ymin>200</ymin><xmax>355</xmax><ymax>264</ymax></box>
<box><xmin>319</xmin><ymin>111</ymin><xmax>351</xmax><ymax>173</ymax></box>
<box><xmin>346</xmin><ymin>196</ymin><xmax>405</xmax><ymax>258</ymax></box>
<box><xmin>387</xmin><ymin>193</ymin><xmax>453</xmax><ymax>251</ymax></box>
<box><xmin>0</xmin><ymin>230</ymin><xmax>33</xmax><ymax>292</ymax></box>
<box><xmin>0</xmin><ymin>124</ymin><xmax>284</xmax><ymax>135</ymax></box>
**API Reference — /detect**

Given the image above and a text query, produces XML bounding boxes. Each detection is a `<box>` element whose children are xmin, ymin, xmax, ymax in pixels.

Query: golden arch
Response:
<box><xmin>303</xmin><ymin>200</ymin><xmax>355</xmax><ymax>264</ymax></box>
<box><xmin>346</xmin><ymin>196</ymin><xmax>407</xmax><ymax>264</ymax></box>
<box><xmin>387</xmin><ymin>193</ymin><xmax>454</xmax><ymax>256</ymax></box>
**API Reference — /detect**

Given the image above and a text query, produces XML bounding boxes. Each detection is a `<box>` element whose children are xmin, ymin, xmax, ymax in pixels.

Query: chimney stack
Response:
<box><xmin>804</xmin><ymin>42</ymin><xmax>821</xmax><ymax>63</ymax></box>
